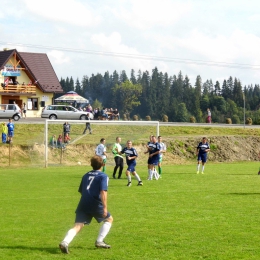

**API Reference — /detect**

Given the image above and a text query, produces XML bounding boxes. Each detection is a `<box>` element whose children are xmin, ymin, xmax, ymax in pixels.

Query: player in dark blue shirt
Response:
<box><xmin>196</xmin><ymin>137</ymin><xmax>210</xmax><ymax>174</ymax></box>
<box><xmin>59</xmin><ymin>156</ymin><xmax>113</xmax><ymax>254</ymax></box>
<box><xmin>145</xmin><ymin>136</ymin><xmax>160</xmax><ymax>180</ymax></box>
<box><xmin>7</xmin><ymin>118</ymin><xmax>14</xmax><ymax>143</ymax></box>
<box><xmin>120</xmin><ymin>140</ymin><xmax>143</xmax><ymax>187</ymax></box>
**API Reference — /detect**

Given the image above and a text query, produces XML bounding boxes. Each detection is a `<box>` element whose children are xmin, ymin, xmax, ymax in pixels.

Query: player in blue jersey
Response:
<box><xmin>145</xmin><ymin>135</ymin><xmax>160</xmax><ymax>180</ymax></box>
<box><xmin>119</xmin><ymin>140</ymin><xmax>143</xmax><ymax>187</ymax></box>
<box><xmin>59</xmin><ymin>156</ymin><xmax>113</xmax><ymax>254</ymax></box>
<box><xmin>7</xmin><ymin>118</ymin><xmax>14</xmax><ymax>143</ymax></box>
<box><xmin>196</xmin><ymin>137</ymin><xmax>210</xmax><ymax>174</ymax></box>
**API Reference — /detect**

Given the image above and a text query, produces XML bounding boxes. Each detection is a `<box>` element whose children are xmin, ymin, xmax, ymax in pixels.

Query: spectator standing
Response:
<box><xmin>94</xmin><ymin>108</ymin><xmax>100</xmax><ymax>120</ymax></box>
<box><xmin>59</xmin><ymin>156</ymin><xmax>113</xmax><ymax>254</ymax></box>
<box><xmin>95</xmin><ymin>138</ymin><xmax>107</xmax><ymax>172</ymax></box>
<box><xmin>207</xmin><ymin>108</ymin><xmax>211</xmax><ymax>123</ymax></box>
<box><xmin>101</xmin><ymin>107</ymin><xmax>108</xmax><ymax>120</ymax></box>
<box><xmin>7</xmin><ymin>118</ymin><xmax>14</xmax><ymax>143</ymax></box>
<box><xmin>112</xmin><ymin>137</ymin><xmax>124</xmax><ymax>179</ymax></box>
<box><xmin>22</xmin><ymin>103</ymin><xmax>26</xmax><ymax>118</ymax></box>
<box><xmin>1</xmin><ymin>122</ymin><xmax>7</xmax><ymax>143</ymax></box>
<box><xmin>63</xmin><ymin>122</ymin><xmax>70</xmax><ymax>139</ymax></box>
<box><xmin>82</xmin><ymin>113</ymin><xmax>92</xmax><ymax>134</ymax></box>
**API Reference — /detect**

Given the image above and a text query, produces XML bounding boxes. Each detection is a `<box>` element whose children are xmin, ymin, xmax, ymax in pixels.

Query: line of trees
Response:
<box><xmin>59</xmin><ymin>67</ymin><xmax>260</xmax><ymax>123</ymax></box>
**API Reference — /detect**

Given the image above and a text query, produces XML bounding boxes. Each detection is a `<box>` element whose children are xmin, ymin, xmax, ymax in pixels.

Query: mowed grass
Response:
<box><xmin>1</xmin><ymin>162</ymin><xmax>260</xmax><ymax>260</ymax></box>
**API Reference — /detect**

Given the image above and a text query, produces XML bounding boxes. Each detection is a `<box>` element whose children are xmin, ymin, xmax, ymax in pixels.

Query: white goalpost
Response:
<box><xmin>44</xmin><ymin>120</ymin><xmax>160</xmax><ymax>168</ymax></box>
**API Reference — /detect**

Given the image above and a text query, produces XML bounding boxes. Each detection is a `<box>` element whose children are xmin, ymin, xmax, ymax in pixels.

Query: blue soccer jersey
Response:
<box><xmin>121</xmin><ymin>147</ymin><xmax>138</xmax><ymax>165</ymax></box>
<box><xmin>149</xmin><ymin>142</ymin><xmax>160</xmax><ymax>160</ymax></box>
<box><xmin>197</xmin><ymin>142</ymin><xmax>210</xmax><ymax>154</ymax></box>
<box><xmin>76</xmin><ymin>170</ymin><xmax>109</xmax><ymax>213</ymax></box>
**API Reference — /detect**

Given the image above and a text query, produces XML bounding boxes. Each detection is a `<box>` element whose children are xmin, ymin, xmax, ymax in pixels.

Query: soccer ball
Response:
<box><xmin>77</xmin><ymin>162</ymin><xmax>81</xmax><ymax>165</ymax></box>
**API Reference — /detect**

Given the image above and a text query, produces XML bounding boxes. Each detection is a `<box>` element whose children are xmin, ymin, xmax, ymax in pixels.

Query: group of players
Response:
<box><xmin>58</xmin><ymin>135</ymin><xmax>166</xmax><ymax>254</ymax></box>
<box><xmin>58</xmin><ymin>136</ymin><xmax>210</xmax><ymax>254</ymax></box>
<box><xmin>95</xmin><ymin>135</ymin><xmax>167</xmax><ymax>186</ymax></box>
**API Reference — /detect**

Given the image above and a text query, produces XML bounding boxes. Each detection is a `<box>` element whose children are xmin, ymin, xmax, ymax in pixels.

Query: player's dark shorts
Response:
<box><xmin>75</xmin><ymin>204</ymin><xmax>111</xmax><ymax>224</ymax></box>
<box><xmin>126</xmin><ymin>161</ymin><xmax>136</xmax><ymax>172</ymax></box>
<box><xmin>149</xmin><ymin>157</ymin><xmax>159</xmax><ymax>166</ymax></box>
<box><xmin>198</xmin><ymin>153</ymin><xmax>207</xmax><ymax>163</ymax></box>
<box><xmin>8</xmin><ymin>131</ymin><xmax>14</xmax><ymax>137</ymax></box>
<box><xmin>147</xmin><ymin>157</ymin><xmax>153</xmax><ymax>164</ymax></box>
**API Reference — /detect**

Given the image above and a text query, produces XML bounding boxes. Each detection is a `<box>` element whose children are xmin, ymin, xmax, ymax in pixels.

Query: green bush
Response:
<box><xmin>226</xmin><ymin>118</ymin><xmax>232</xmax><ymax>124</ymax></box>
<box><xmin>190</xmin><ymin>116</ymin><xmax>196</xmax><ymax>123</ymax></box>
<box><xmin>246</xmin><ymin>117</ymin><xmax>252</xmax><ymax>125</ymax></box>
<box><xmin>162</xmin><ymin>115</ymin><xmax>168</xmax><ymax>122</ymax></box>
<box><xmin>132</xmin><ymin>115</ymin><xmax>138</xmax><ymax>121</ymax></box>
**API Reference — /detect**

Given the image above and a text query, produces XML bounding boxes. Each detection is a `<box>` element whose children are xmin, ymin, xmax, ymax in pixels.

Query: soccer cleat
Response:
<box><xmin>59</xmin><ymin>242</ymin><xmax>69</xmax><ymax>254</ymax></box>
<box><xmin>201</xmin><ymin>171</ymin><xmax>204</xmax><ymax>174</ymax></box>
<box><xmin>112</xmin><ymin>175</ymin><xmax>116</xmax><ymax>179</ymax></box>
<box><xmin>95</xmin><ymin>241</ymin><xmax>111</xmax><ymax>249</ymax></box>
<box><xmin>137</xmin><ymin>181</ymin><xmax>143</xmax><ymax>186</ymax></box>
<box><xmin>126</xmin><ymin>182</ymin><xmax>132</xmax><ymax>187</ymax></box>
<box><xmin>196</xmin><ymin>171</ymin><xmax>199</xmax><ymax>174</ymax></box>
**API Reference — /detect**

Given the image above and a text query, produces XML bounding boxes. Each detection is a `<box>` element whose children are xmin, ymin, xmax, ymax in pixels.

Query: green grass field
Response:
<box><xmin>1</xmin><ymin>162</ymin><xmax>260</xmax><ymax>260</ymax></box>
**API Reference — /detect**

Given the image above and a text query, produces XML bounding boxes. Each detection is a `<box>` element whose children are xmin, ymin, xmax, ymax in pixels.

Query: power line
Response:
<box><xmin>0</xmin><ymin>41</ymin><xmax>260</xmax><ymax>70</ymax></box>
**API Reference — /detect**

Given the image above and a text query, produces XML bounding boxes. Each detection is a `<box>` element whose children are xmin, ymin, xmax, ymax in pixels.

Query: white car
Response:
<box><xmin>0</xmin><ymin>104</ymin><xmax>22</xmax><ymax>121</ymax></box>
<box><xmin>41</xmin><ymin>105</ymin><xmax>94</xmax><ymax>120</ymax></box>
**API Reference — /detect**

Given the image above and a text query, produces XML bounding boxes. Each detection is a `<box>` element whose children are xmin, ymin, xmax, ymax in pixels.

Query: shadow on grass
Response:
<box><xmin>225</xmin><ymin>193</ymin><xmax>260</xmax><ymax>195</ymax></box>
<box><xmin>0</xmin><ymin>245</ymin><xmax>96</xmax><ymax>254</ymax></box>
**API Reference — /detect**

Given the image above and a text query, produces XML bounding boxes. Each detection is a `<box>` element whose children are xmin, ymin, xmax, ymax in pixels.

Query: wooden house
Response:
<box><xmin>0</xmin><ymin>48</ymin><xmax>63</xmax><ymax>117</ymax></box>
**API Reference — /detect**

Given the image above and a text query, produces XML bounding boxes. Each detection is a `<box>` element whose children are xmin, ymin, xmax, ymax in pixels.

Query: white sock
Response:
<box><xmin>197</xmin><ymin>164</ymin><xmax>200</xmax><ymax>171</ymax></box>
<box><xmin>134</xmin><ymin>173</ymin><xmax>141</xmax><ymax>182</ymax></box>
<box><xmin>97</xmin><ymin>222</ymin><xmax>112</xmax><ymax>242</ymax></box>
<box><xmin>148</xmin><ymin>169</ymin><xmax>153</xmax><ymax>180</ymax></box>
<box><xmin>153</xmin><ymin>169</ymin><xmax>159</xmax><ymax>180</ymax></box>
<box><xmin>202</xmin><ymin>166</ymin><xmax>205</xmax><ymax>172</ymax></box>
<box><xmin>127</xmin><ymin>175</ymin><xmax>131</xmax><ymax>182</ymax></box>
<box><xmin>63</xmin><ymin>228</ymin><xmax>77</xmax><ymax>245</ymax></box>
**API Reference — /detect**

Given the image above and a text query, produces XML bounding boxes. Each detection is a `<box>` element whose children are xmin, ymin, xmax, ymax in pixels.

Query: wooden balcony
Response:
<box><xmin>0</xmin><ymin>84</ymin><xmax>36</xmax><ymax>96</ymax></box>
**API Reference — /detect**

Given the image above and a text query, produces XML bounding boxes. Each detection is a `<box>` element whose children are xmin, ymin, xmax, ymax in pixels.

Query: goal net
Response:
<box><xmin>44</xmin><ymin>120</ymin><xmax>160</xmax><ymax>167</ymax></box>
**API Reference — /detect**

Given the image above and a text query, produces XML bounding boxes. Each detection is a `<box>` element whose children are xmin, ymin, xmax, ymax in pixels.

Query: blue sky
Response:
<box><xmin>1</xmin><ymin>0</ymin><xmax>260</xmax><ymax>86</ymax></box>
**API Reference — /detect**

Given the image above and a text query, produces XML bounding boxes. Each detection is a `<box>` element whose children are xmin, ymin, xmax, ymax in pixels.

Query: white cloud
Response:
<box><xmin>47</xmin><ymin>50</ymin><xmax>70</xmax><ymax>64</ymax></box>
<box><xmin>23</xmin><ymin>0</ymin><xmax>101</xmax><ymax>27</ymax></box>
<box><xmin>90</xmin><ymin>31</ymin><xmax>169</xmax><ymax>73</ymax></box>
<box><xmin>111</xmin><ymin>0</ymin><xmax>191</xmax><ymax>29</ymax></box>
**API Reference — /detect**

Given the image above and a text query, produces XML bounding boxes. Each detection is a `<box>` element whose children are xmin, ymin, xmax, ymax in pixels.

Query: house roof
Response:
<box><xmin>0</xmin><ymin>49</ymin><xmax>63</xmax><ymax>93</ymax></box>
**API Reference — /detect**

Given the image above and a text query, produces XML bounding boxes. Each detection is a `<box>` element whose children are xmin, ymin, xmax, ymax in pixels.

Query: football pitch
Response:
<box><xmin>1</xmin><ymin>162</ymin><xmax>260</xmax><ymax>260</ymax></box>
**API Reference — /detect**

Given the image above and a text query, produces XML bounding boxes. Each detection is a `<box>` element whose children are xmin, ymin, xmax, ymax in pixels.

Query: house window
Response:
<box><xmin>27</xmin><ymin>98</ymin><xmax>38</xmax><ymax>110</ymax></box>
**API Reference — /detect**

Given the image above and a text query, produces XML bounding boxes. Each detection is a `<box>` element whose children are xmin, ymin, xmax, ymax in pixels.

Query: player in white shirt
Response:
<box><xmin>158</xmin><ymin>136</ymin><xmax>166</xmax><ymax>177</ymax></box>
<box><xmin>95</xmin><ymin>138</ymin><xmax>107</xmax><ymax>172</ymax></box>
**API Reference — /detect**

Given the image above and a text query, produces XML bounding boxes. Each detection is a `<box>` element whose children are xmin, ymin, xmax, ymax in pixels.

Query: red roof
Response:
<box><xmin>0</xmin><ymin>49</ymin><xmax>63</xmax><ymax>93</ymax></box>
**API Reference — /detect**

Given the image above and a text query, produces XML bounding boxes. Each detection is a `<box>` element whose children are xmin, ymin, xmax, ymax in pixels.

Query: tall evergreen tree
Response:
<box><xmin>130</xmin><ymin>69</ymin><xmax>137</xmax><ymax>84</ymax></box>
<box><xmin>74</xmin><ymin>78</ymin><xmax>82</xmax><ymax>96</ymax></box>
